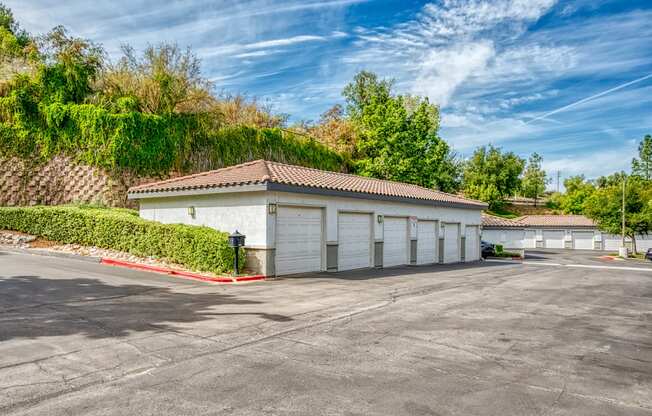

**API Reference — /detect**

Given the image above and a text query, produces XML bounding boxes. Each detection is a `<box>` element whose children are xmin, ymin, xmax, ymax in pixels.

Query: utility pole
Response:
<box><xmin>556</xmin><ymin>171</ymin><xmax>560</xmax><ymax>193</ymax></box>
<box><xmin>621</xmin><ymin>174</ymin><xmax>626</xmax><ymax>247</ymax></box>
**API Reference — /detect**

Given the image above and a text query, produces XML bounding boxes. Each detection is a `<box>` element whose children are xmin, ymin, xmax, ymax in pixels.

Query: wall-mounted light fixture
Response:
<box><xmin>377</xmin><ymin>214</ymin><xmax>384</xmax><ymax>224</ymax></box>
<box><xmin>268</xmin><ymin>203</ymin><xmax>277</xmax><ymax>214</ymax></box>
<box><xmin>187</xmin><ymin>206</ymin><xmax>196</xmax><ymax>218</ymax></box>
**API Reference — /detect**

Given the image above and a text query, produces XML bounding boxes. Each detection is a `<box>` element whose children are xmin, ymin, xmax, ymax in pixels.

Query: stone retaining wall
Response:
<box><xmin>0</xmin><ymin>156</ymin><xmax>161</xmax><ymax>208</ymax></box>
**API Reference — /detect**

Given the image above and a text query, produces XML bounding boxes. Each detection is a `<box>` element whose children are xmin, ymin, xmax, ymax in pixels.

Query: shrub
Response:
<box><xmin>495</xmin><ymin>244</ymin><xmax>504</xmax><ymax>254</ymax></box>
<box><xmin>0</xmin><ymin>205</ymin><xmax>241</xmax><ymax>273</ymax></box>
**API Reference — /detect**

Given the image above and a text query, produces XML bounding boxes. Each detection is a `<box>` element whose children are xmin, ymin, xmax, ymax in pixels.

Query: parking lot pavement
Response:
<box><xmin>1</xmin><ymin>249</ymin><xmax>652</xmax><ymax>416</ymax></box>
<box><xmin>523</xmin><ymin>249</ymin><xmax>652</xmax><ymax>268</ymax></box>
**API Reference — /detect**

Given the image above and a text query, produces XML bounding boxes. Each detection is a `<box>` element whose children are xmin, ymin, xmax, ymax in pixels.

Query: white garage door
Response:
<box><xmin>443</xmin><ymin>223</ymin><xmax>460</xmax><ymax>264</ymax></box>
<box><xmin>573</xmin><ymin>231</ymin><xmax>594</xmax><ymax>250</ymax></box>
<box><xmin>417</xmin><ymin>220</ymin><xmax>437</xmax><ymax>265</ymax></box>
<box><xmin>524</xmin><ymin>230</ymin><xmax>537</xmax><ymax>249</ymax></box>
<box><xmin>465</xmin><ymin>226</ymin><xmax>479</xmax><ymax>262</ymax></box>
<box><xmin>383</xmin><ymin>217</ymin><xmax>408</xmax><ymax>267</ymax></box>
<box><xmin>481</xmin><ymin>229</ymin><xmax>501</xmax><ymax>246</ymax></box>
<box><xmin>338</xmin><ymin>212</ymin><xmax>372</xmax><ymax>271</ymax></box>
<box><xmin>276</xmin><ymin>206</ymin><xmax>322</xmax><ymax>275</ymax></box>
<box><xmin>503</xmin><ymin>230</ymin><xmax>525</xmax><ymax>249</ymax></box>
<box><xmin>636</xmin><ymin>235</ymin><xmax>652</xmax><ymax>251</ymax></box>
<box><xmin>543</xmin><ymin>230</ymin><xmax>565</xmax><ymax>249</ymax></box>
<box><xmin>603</xmin><ymin>235</ymin><xmax>623</xmax><ymax>251</ymax></box>
<box><xmin>481</xmin><ymin>229</ymin><xmax>524</xmax><ymax>248</ymax></box>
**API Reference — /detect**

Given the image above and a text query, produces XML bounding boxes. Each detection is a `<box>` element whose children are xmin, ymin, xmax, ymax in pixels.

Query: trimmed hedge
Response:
<box><xmin>0</xmin><ymin>205</ymin><xmax>241</xmax><ymax>274</ymax></box>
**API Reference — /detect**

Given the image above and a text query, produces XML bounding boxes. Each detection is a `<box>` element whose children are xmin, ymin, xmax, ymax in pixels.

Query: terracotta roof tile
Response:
<box><xmin>481</xmin><ymin>213</ymin><xmax>522</xmax><ymax>227</ymax></box>
<box><xmin>129</xmin><ymin>160</ymin><xmax>487</xmax><ymax>208</ymax></box>
<box><xmin>482</xmin><ymin>213</ymin><xmax>596</xmax><ymax>228</ymax></box>
<box><xmin>517</xmin><ymin>215</ymin><xmax>596</xmax><ymax>227</ymax></box>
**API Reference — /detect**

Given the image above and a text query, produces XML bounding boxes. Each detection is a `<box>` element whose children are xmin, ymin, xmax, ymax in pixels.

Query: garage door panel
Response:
<box><xmin>465</xmin><ymin>226</ymin><xmax>479</xmax><ymax>262</ymax></box>
<box><xmin>573</xmin><ymin>231</ymin><xmax>594</xmax><ymax>250</ymax></box>
<box><xmin>417</xmin><ymin>221</ymin><xmax>437</xmax><ymax>265</ymax></box>
<box><xmin>443</xmin><ymin>223</ymin><xmax>460</xmax><ymax>264</ymax></box>
<box><xmin>637</xmin><ymin>236</ymin><xmax>652</xmax><ymax>251</ymax></box>
<box><xmin>276</xmin><ymin>207</ymin><xmax>322</xmax><ymax>275</ymax></box>
<box><xmin>384</xmin><ymin>217</ymin><xmax>408</xmax><ymax>267</ymax></box>
<box><xmin>543</xmin><ymin>230</ymin><xmax>565</xmax><ymax>249</ymax></box>
<box><xmin>603</xmin><ymin>235</ymin><xmax>622</xmax><ymax>251</ymax></box>
<box><xmin>338</xmin><ymin>213</ymin><xmax>372</xmax><ymax>271</ymax></box>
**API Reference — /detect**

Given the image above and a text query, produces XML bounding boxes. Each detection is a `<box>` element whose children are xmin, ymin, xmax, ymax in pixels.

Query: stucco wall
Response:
<box><xmin>138</xmin><ymin>191</ymin><xmax>268</xmax><ymax>247</ymax></box>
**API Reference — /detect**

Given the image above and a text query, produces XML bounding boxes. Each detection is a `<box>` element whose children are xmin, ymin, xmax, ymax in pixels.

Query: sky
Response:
<box><xmin>7</xmin><ymin>0</ymin><xmax>652</xmax><ymax>187</ymax></box>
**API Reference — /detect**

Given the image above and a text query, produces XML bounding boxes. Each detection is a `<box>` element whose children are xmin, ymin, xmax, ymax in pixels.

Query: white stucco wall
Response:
<box><xmin>138</xmin><ymin>191</ymin><xmax>268</xmax><ymax>247</ymax></box>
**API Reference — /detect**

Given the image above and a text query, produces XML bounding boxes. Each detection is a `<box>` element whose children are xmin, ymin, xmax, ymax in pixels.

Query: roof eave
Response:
<box><xmin>127</xmin><ymin>183</ymin><xmax>268</xmax><ymax>199</ymax></box>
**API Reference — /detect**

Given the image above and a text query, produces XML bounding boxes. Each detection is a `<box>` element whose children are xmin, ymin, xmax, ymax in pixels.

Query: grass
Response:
<box><xmin>606</xmin><ymin>252</ymin><xmax>648</xmax><ymax>260</ymax></box>
<box><xmin>486</xmin><ymin>206</ymin><xmax>520</xmax><ymax>219</ymax></box>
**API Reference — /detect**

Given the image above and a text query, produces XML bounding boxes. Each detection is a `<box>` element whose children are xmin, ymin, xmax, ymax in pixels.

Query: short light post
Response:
<box><xmin>228</xmin><ymin>230</ymin><xmax>246</xmax><ymax>276</ymax></box>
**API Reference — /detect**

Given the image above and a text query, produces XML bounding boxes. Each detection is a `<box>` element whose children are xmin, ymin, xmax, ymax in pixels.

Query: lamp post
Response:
<box><xmin>228</xmin><ymin>230</ymin><xmax>246</xmax><ymax>276</ymax></box>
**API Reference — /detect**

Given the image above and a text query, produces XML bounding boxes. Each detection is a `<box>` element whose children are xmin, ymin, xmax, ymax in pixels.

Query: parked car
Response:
<box><xmin>646</xmin><ymin>248</ymin><xmax>652</xmax><ymax>261</ymax></box>
<box><xmin>481</xmin><ymin>241</ymin><xmax>496</xmax><ymax>259</ymax></box>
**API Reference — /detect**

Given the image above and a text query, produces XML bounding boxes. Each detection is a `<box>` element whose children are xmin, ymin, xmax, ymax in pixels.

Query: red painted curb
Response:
<box><xmin>99</xmin><ymin>258</ymin><xmax>266</xmax><ymax>283</ymax></box>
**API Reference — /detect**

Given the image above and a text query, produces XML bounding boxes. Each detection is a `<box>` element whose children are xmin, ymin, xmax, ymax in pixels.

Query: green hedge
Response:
<box><xmin>0</xmin><ymin>205</ymin><xmax>241</xmax><ymax>274</ymax></box>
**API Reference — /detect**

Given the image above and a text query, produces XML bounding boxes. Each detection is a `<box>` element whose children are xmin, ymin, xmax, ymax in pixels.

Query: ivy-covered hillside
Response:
<box><xmin>0</xmin><ymin>7</ymin><xmax>345</xmax><ymax>178</ymax></box>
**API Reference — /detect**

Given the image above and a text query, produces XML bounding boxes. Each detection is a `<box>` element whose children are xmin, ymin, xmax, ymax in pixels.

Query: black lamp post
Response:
<box><xmin>228</xmin><ymin>230</ymin><xmax>246</xmax><ymax>276</ymax></box>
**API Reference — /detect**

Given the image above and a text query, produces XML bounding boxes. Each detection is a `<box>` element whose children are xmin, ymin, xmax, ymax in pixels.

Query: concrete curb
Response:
<box><xmin>99</xmin><ymin>258</ymin><xmax>266</xmax><ymax>284</ymax></box>
<box><xmin>0</xmin><ymin>246</ymin><xmax>266</xmax><ymax>284</ymax></box>
<box><xmin>0</xmin><ymin>246</ymin><xmax>102</xmax><ymax>263</ymax></box>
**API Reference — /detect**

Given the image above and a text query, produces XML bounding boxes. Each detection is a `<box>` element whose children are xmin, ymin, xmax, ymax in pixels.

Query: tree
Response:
<box><xmin>301</xmin><ymin>104</ymin><xmax>358</xmax><ymax>156</ymax></box>
<box><xmin>520</xmin><ymin>153</ymin><xmax>548</xmax><ymax>206</ymax></box>
<box><xmin>342</xmin><ymin>71</ymin><xmax>460</xmax><ymax>192</ymax></box>
<box><xmin>462</xmin><ymin>145</ymin><xmax>525</xmax><ymax>210</ymax></box>
<box><xmin>36</xmin><ymin>25</ymin><xmax>104</xmax><ymax>104</ymax></box>
<box><xmin>584</xmin><ymin>175</ymin><xmax>652</xmax><ymax>254</ymax></box>
<box><xmin>557</xmin><ymin>175</ymin><xmax>595</xmax><ymax>214</ymax></box>
<box><xmin>94</xmin><ymin>43</ymin><xmax>213</xmax><ymax>114</ymax></box>
<box><xmin>632</xmin><ymin>134</ymin><xmax>652</xmax><ymax>180</ymax></box>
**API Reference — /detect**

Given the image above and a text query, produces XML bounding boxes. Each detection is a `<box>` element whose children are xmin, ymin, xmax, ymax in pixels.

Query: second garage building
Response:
<box><xmin>128</xmin><ymin>160</ymin><xmax>487</xmax><ymax>276</ymax></box>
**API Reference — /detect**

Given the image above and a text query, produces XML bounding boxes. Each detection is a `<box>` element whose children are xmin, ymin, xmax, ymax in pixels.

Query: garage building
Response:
<box><xmin>481</xmin><ymin>213</ymin><xmax>652</xmax><ymax>252</ymax></box>
<box><xmin>128</xmin><ymin>160</ymin><xmax>487</xmax><ymax>276</ymax></box>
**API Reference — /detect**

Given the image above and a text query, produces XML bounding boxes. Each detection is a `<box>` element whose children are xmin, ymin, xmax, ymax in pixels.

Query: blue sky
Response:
<box><xmin>7</xmin><ymin>0</ymin><xmax>652</xmax><ymax>185</ymax></box>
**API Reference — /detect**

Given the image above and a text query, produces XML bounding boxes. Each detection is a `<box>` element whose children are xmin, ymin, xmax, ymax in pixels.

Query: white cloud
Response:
<box><xmin>245</xmin><ymin>35</ymin><xmax>326</xmax><ymax>49</ymax></box>
<box><xmin>341</xmin><ymin>0</ymin><xmax>560</xmax><ymax>107</ymax></box>
<box><xmin>543</xmin><ymin>147</ymin><xmax>636</xmax><ymax>181</ymax></box>
<box><xmin>414</xmin><ymin>41</ymin><xmax>494</xmax><ymax>107</ymax></box>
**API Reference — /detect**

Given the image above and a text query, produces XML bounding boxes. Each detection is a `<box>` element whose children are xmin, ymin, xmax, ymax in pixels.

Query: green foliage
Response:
<box><xmin>462</xmin><ymin>145</ymin><xmax>525</xmax><ymax>210</ymax></box>
<box><xmin>342</xmin><ymin>71</ymin><xmax>459</xmax><ymax>192</ymax></box>
<box><xmin>0</xmin><ymin>98</ymin><xmax>344</xmax><ymax>175</ymax></box>
<box><xmin>486</xmin><ymin>206</ymin><xmax>519</xmax><ymax>219</ymax></box>
<box><xmin>0</xmin><ymin>205</ymin><xmax>241</xmax><ymax>273</ymax></box>
<box><xmin>556</xmin><ymin>175</ymin><xmax>595</xmax><ymax>214</ymax></box>
<box><xmin>94</xmin><ymin>43</ymin><xmax>212</xmax><ymax>114</ymax></box>
<box><xmin>0</xmin><ymin>4</ymin><xmax>30</xmax><ymax>48</ymax></box>
<box><xmin>632</xmin><ymin>134</ymin><xmax>652</xmax><ymax>180</ymax></box>
<box><xmin>584</xmin><ymin>176</ymin><xmax>652</xmax><ymax>253</ymax></box>
<box><xmin>520</xmin><ymin>153</ymin><xmax>548</xmax><ymax>204</ymax></box>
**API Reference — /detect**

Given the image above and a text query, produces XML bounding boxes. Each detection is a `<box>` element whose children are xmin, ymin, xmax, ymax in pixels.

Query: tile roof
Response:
<box><xmin>517</xmin><ymin>215</ymin><xmax>596</xmax><ymax>227</ymax></box>
<box><xmin>482</xmin><ymin>213</ymin><xmax>596</xmax><ymax>228</ymax></box>
<box><xmin>481</xmin><ymin>213</ymin><xmax>523</xmax><ymax>227</ymax></box>
<box><xmin>128</xmin><ymin>160</ymin><xmax>487</xmax><ymax>208</ymax></box>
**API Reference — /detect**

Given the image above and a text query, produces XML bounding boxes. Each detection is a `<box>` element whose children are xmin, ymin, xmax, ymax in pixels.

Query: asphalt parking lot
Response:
<box><xmin>1</xmin><ymin>249</ymin><xmax>651</xmax><ymax>415</ymax></box>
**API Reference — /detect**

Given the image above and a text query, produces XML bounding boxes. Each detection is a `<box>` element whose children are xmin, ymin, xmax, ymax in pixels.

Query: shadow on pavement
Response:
<box><xmin>285</xmin><ymin>260</ymin><xmax>514</xmax><ymax>281</ymax></box>
<box><xmin>0</xmin><ymin>275</ymin><xmax>292</xmax><ymax>341</ymax></box>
